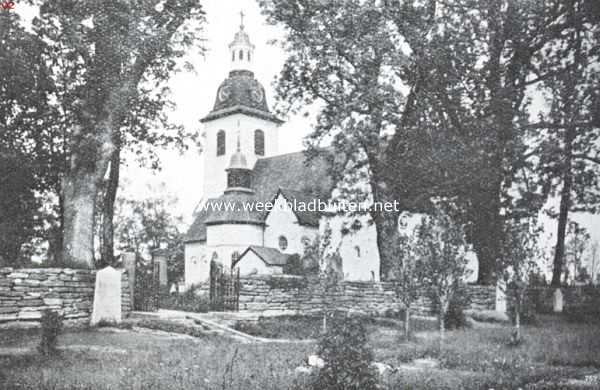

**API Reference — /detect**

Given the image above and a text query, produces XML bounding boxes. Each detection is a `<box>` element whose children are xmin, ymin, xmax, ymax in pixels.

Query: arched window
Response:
<box><xmin>254</xmin><ymin>129</ymin><xmax>265</xmax><ymax>156</ymax></box>
<box><xmin>217</xmin><ymin>130</ymin><xmax>226</xmax><ymax>156</ymax></box>
<box><xmin>278</xmin><ymin>236</ymin><xmax>288</xmax><ymax>251</ymax></box>
<box><xmin>232</xmin><ymin>51</ymin><xmax>235</xmax><ymax>61</ymax></box>
<box><xmin>231</xmin><ymin>251</ymin><xmax>240</xmax><ymax>268</ymax></box>
<box><xmin>239</xmin><ymin>50</ymin><xmax>243</xmax><ymax>60</ymax></box>
<box><xmin>354</xmin><ymin>245</ymin><xmax>361</xmax><ymax>258</ymax></box>
<box><xmin>248</xmin><ymin>51</ymin><xmax>251</xmax><ymax>61</ymax></box>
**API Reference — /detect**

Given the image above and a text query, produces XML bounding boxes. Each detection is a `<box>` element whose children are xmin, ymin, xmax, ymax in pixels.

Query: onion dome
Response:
<box><xmin>200</xmin><ymin>14</ymin><xmax>283</xmax><ymax>124</ymax></box>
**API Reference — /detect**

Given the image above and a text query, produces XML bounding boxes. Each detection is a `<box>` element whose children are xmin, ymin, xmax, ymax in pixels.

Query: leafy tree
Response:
<box><xmin>392</xmin><ymin>224</ymin><xmax>422</xmax><ymax>340</ymax></box>
<box><xmin>0</xmin><ymin>12</ymin><xmax>58</xmax><ymax>264</ymax></box>
<box><xmin>260</xmin><ymin>0</ymin><xmax>600</xmax><ymax>286</ymax></box>
<box><xmin>25</xmin><ymin>0</ymin><xmax>205</xmax><ymax>268</ymax></box>
<box><xmin>499</xmin><ymin>219</ymin><xmax>542</xmax><ymax>344</ymax></box>
<box><xmin>530</xmin><ymin>5</ymin><xmax>600</xmax><ymax>285</ymax></box>
<box><xmin>114</xmin><ymin>184</ymin><xmax>184</xmax><ymax>283</ymax></box>
<box><xmin>259</xmin><ymin>0</ymin><xmax>443</xmax><ymax>280</ymax></box>
<box><xmin>564</xmin><ymin>222</ymin><xmax>591</xmax><ymax>285</ymax></box>
<box><xmin>415</xmin><ymin>205</ymin><xmax>470</xmax><ymax>344</ymax></box>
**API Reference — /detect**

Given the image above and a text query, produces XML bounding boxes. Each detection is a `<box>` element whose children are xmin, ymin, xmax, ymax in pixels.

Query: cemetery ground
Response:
<box><xmin>0</xmin><ymin>313</ymin><xmax>598</xmax><ymax>389</ymax></box>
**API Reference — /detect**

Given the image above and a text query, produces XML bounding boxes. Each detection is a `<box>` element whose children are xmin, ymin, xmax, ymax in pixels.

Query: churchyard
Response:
<box><xmin>0</xmin><ymin>312</ymin><xmax>599</xmax><ymax>389</ymax></box>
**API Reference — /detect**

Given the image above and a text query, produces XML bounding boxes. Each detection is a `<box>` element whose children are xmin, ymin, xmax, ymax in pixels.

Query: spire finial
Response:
<box><xmin>240</xmin><ymin>10</ymin><xmax>245</xmax><ymax>30</ymax></box>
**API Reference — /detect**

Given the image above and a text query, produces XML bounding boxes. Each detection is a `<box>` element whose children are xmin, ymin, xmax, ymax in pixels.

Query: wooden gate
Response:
<box><xmin>209</xmin><ymin>260</ymin><xmax>240</xmax><ymax>311</ymax></box>
<box><xmin>134</xmin><ymin>260</ymin><xmax>160</xmax><ymax>311</ymax></box>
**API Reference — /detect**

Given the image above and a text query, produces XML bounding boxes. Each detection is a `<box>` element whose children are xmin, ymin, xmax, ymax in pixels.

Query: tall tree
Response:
<box><xmin>29</xmin><ymin>0</ymin><xmax>205</xmax><ymax>268</ymax></box>
<box><xmin>0</xmin><ymin>12</ymin><xmax>59</xmax><ymax>264</ymax></box>
<box><xmin>259</xmin><ymin>0</ymin><xmax>448</xmax><ymax>279</ymax></box>
<box><xmin>530</xmin><ymin>3</ymin><xmax>600</xmax><ymax>285</ymax></box>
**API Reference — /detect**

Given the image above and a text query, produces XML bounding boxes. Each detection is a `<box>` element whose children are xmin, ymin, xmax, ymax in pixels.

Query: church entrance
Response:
<box><xmin>209</xmin><ymin>260</ymin><xmax>240</xmax><ymax>311</ymax></box>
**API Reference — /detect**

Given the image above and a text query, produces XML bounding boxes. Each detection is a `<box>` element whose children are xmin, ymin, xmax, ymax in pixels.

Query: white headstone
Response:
<box><xmin>90</xmin><ymin>266</ymin><xmax>122</xmax><ymax>326</ymax></box>
<box><xmin>495</xmin><ymin>281</ymin><xmax>507</xmax><ymax>313</ymax></box>
<box><xmin>553</xmin><ymin>288</ymin><xmax>563</xmax><ymax>313</ymax></box>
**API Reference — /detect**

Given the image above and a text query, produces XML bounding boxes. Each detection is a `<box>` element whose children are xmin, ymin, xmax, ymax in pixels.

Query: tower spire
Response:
<box><xmin>229</xmin><ymin>11</ymin><xmax>255</xmax><ymax>71</ymax></box>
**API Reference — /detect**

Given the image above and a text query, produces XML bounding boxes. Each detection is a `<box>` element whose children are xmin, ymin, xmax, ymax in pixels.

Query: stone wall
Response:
<box><xmin>238</xmin><ymin>275</ymin><xmax>496</xmax><ymax>317</ymax></box>
<box><xmin>0</xmin><ymin>268</ymin><xmax>131</xmax><ymax>326</ymax></box>
<box><xmin>527</xmin><ymin>286</ymin><xmax>600</xmax><ymax>314</ymax></box>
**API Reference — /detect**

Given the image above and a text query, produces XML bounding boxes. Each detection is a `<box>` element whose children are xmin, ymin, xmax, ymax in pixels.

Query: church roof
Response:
<box><xmin>235</xmin><ymin>245</ymin><xmax>291</xmax><ymax>267</ymax></box>
<box><xmin>202</xmin><ymin>70</ymin><xmax>283</xmax><ymax>124</ymax></box>
<box><xmin>184</xmin><ymin>150</ymin><xmax>335</xmax><ymax>243</ymax></box>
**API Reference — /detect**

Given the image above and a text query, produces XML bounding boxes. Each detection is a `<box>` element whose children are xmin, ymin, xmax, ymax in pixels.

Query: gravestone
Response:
<box><xmin>553</xmin><ymin>288</ymin><xmax>563</xmax><ymax>313</ymax></box>
<box><xmin>90</xmin><ymin>266</ymin><xmax>122</xmax><ymax>326</ymax></box>
<box><xmin>495</xmin><ymin>281</ymin><xmax>507</xmax><ymax>312</ymax></box>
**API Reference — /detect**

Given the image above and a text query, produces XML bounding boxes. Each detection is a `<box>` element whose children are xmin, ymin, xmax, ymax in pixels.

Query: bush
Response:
<box><xmin>308</xmin><ymin>314</ymin><xmax>379</xmax><ymax>390</ymax></box>
<box><xmin>38</xmin><ymin>309</ymin><xmax>63</xmax><ymax>356</ymax></box>
<box><xmin>444</xmin><ymin>292</ymin><xmax>471</xmax><ymax>330</ymax></box>
<box><xmin>431</xmin><ymin>290</ymin><xmax>471</xmax><ymax>330</ymax></box>
<box><xmin>507</xmin><ymin>292</ymin><xmax>538</xmax><ymax>326</ymax></box>
<box><xmin>159</xmin><ymin>284</ymin><xmax>210</xmax><ymax>312</ymax></box>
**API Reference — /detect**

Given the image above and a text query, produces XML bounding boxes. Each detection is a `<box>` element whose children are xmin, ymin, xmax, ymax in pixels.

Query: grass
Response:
<box><xmin>0</xmin><ymin>314</ymin><xmax>598</xmax><ymax>389</ymax></box>
<box><xmin>232</xmin><ymin>314</ymin><xmax>438</xmax><ymax>340</ymax></box>
<box><xmin>0</xmin><ymin>327</ymin><xmax>312</xmax><ymax>390</ymax></box>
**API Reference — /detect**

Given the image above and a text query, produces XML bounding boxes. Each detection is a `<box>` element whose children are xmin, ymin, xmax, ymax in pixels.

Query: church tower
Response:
<box><xmin>201</xmin><ymin>13</ymin><xmax>283</xmax><ymax>200</ymax></box>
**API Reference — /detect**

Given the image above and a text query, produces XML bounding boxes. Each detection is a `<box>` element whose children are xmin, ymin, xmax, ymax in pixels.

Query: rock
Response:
<box><xmin>294</xmin><ymin>365</ymin><xmax>314</xmax><ymax>375</ymax></box>
<box><xmin>412</xmin><ymin>358</ymin><xmax>439</xmax><ymax>369</ymax></box>
<box><xmin>308</xmin><ymin>355</ymin><xmax>325</xmax><ymax>368</ymax></box>
<box><xmin>371</xmin><ymin>362</ymin><xmax>394</xmax><ymax>375</ymax></box>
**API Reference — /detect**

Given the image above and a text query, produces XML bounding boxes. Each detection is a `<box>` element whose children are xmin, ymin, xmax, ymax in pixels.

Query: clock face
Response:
<box><xmin>218</xmin><ymin>85</ymin><xmax>230</xmax><ymax>102</ymax></box>
<box><xmin>250</xmin><ymin>86</ymin><xmax>264</xmax><ymax>103</ymax></box>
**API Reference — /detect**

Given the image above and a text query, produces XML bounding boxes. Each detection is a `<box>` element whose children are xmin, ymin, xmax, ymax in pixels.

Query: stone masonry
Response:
<box><xmin>238</xmin><ymin>275</ymin><xmax>496</xmax><ymax>317</ymax></box>
<box><xmin>0</xmin><ymin>268</ymin><xmax>131</xmax><ymax>326</ymax></box>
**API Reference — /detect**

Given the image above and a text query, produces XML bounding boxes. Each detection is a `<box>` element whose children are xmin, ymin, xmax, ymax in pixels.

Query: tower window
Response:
<box><xmin>254</xmin><ymin>129</ymin><xmax>265</xmax><ymax>156</ymax></box>
<box><xmin>278</xmin><ymin>236</ymin><xmax>288</xmax><ymax>251</ymax></box>
<box><xmin>232</xmin><ymin>51</ymin><xmax>235</xmax><ymax>61</ymax></box>
<box><xmin>248</xmin><ymin>51</ymin><xmax>251</xmax><ymax>61</ymax></box>
<box><xmin>217</xmin><ymin>130</ymin><xmax>226</xmax><ymax>156</ymax></box>
<box><xmin>354</xmin><ymin>245</ymin><xmax>361</xmax><ymax>258</ymax></box>
<box><xmin>239</xmin><ymin>50</ymin><xmax>243</xmax><ymax>60</ymax></box>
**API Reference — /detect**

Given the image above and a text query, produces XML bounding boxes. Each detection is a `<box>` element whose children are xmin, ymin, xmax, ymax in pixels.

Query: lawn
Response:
<box><xmin>0</xmin><ymin>314</ymin><xmax>598</xmax><ymax>389</ymax></box>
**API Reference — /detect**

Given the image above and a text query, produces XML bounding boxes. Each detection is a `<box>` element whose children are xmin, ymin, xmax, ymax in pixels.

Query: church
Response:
<box><xmin>183</xmin><ymin>19</ymin><xmax>381</xmax><ymax>286</ymax></box>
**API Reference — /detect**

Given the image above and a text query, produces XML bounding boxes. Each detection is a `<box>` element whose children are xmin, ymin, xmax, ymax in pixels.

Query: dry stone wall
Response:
<box><xmin>238</xmin><ymin>275</ymin><xmax>495</xmax><ymax>317</ymax></box>
<box><xmin>526</xmin><ymin>286</ymin><xmax>600</xmax><ymax>314</ymax></box>
<box><xmin>0</xmin><ymin>268</ymin><xmax>131</xmax><ymax>326</ymax></box>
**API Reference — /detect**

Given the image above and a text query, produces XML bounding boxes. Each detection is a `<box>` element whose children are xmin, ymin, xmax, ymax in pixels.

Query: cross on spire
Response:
<box><xmin>239</xmin><ymin>10</ymin><xmax>245</xmax><ymax>29</ymax></box>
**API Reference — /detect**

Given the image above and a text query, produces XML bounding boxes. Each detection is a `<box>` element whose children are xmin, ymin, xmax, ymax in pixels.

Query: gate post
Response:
<box><xmin>122</xmin><ymin>252</ymin><xmax>136</xmax><ymax>308</ymax></box>
<box><xmin>152</xmin><ymin>249</ymin><xmax>169</xmax><ymax>287</ymax></box>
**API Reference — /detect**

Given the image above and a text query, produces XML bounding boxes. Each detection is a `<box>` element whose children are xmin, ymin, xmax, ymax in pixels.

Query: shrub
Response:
<box><xmin>444</xmin><ymin>291</ymin><xmax>471</xmax><ymax>330</ymax></box>
<box><xmin>159</xmin><ymin>284</ymin><xmax>210</xmax><ymax>312</ymax></box>
<box><xmin>38</xmin><ymin>309</ymin><xmax>63</xmax><ymax>356</ymax></box>
<box><xmin>507</xmin><ymin>286</ymin><xmax>538</xmax><ymax>326</ymax></box>
<box><xmin>309</xmin><ymin>314</ymin><xmax>379</xmax><ymax>390</ymax></box>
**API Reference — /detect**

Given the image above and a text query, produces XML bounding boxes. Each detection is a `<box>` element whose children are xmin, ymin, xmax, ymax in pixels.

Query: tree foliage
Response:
<box><xmin>259</xmin><ymin>0</ymin><xmax>600</xmax><ymax>285</ymax></box>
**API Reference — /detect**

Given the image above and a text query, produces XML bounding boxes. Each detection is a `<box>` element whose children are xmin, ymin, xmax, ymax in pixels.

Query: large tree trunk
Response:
<box><xmin>101</xmin><ymin>147</ymin><xmax>120</xmax><ymax>266</ymax></box>
<box><xmin>62</xmin><ymin>174</ymin><xmax>101</xmax><ymax>268</ymax></box>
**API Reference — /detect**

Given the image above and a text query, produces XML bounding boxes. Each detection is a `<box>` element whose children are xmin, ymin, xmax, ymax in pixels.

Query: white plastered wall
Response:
<box><xmin>264</xmin><ymin>193</ymin><xmax>318</xmax><ymax>255</ymax></box>
<box><xmin>202</xmin><ymin>113</ymin><xmax>280</xmax><ymax>200</ymax></box>
<box><xmin>236</xmin><ymin>250</ymin><xmax>283</xmax><ymax>276</ymax></box>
